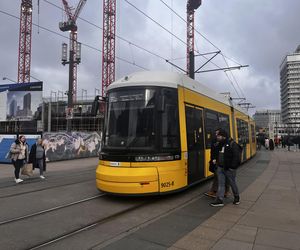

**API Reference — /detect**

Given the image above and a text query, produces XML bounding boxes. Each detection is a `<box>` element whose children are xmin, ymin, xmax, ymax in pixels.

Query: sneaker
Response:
<box><xmin>210</xmin><ymin>198</ymin><xmax>224</xmax><ymax>207</ymax></box>
<box><xmin>15</xmin><ymin>178</ymin><xmax>24</xmax><ymax>184</ymax></box>
<box><xmin>204</xmin><ymin>191</ymin><xmax>217</xmax><ymax>198</ymax></box>
<box><xmin>233</xmin><ymin>196</ymin><xmax>240</xmax><ymax>205</ymax></box>
<box><xmin>40</xmin><ymin>175</ymin><xmax>45</xmax><ymax>179</ymax></box>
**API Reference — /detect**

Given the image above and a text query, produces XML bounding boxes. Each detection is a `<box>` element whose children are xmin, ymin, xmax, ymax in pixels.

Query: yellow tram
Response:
<box><xmin>96</xmin><ymin>71</ymin><xmax>256</xmax><ymax>195</ymax></box>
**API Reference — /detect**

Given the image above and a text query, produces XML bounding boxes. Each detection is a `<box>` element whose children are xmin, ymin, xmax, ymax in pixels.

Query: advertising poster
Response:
<box><xmin>0</xmin><ymin>82</ymin><xmax>43</xmax><ymax>122</ymax></box>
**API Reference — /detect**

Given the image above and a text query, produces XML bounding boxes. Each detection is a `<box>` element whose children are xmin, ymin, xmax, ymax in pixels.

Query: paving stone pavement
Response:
<box><xmin>169</xmin><ymin>149</ymin><xmax>300</xmax><ymax>250</ymax></box>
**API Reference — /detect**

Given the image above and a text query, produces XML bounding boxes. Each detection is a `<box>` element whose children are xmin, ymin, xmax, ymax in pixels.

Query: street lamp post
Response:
<box><xmin>81</xmin><ymin>89</ymin><xmax>87</xmax><ymax>101</ymax></box>
<box><xmin>2</xmin><ymin>77</ymin><xmax>17</xmax><ymax>83</ymax></box>
<box><xmin>95</xmin><ymin>88</ymin><xmax>100</xmax><ymax>97</ymax></box>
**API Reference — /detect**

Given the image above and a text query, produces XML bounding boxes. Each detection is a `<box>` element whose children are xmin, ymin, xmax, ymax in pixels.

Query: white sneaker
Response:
<box><xmin>40</xmin><ymin>175</ymin><xmax>45</xmax><ymax>179</ymax></box>
<box><xmin>15</xmin><ymin>178</ymin><xmax>23</xmax><ymax>183</ymax></box>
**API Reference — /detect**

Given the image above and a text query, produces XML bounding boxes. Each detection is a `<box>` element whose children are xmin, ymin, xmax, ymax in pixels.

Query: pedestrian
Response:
<box><xmin>274</xmin><ymin>137</ymin><xmax>279</xmax><ymax>148</ymax></box>
<box><xmin>287</xmin><ymin>135</ymin><xmax>292</xmax><ymax>151</ymax></box>
<box><xmin>29</xmin><ymin>138</ymin><xmax>46</xmax><ymax>179</ymax></box>
<box><xmin>205</xmin><ymin>128</ymin><xmax>230</xmax><ymax>198</ymax></box>
<box><xmin>9</xmin><ymin>135</ymin><xmax>29</xmax><ymax>183</ymax></box>
<box><xmin>210</xmin><ymin>129</ymin><xmax>240</xmax><ymax>207</ymax></box>
<box><xmin>265</xmin><ymin>138</ymin><xmax>269</xmax><ymax>150</ymax></box>
<box><xmin>282</xmin><ymin>137</ymin><xmax>286</xmax><ymax>148</ymax></box>
<box><xmin>269</xmin><ymin>139</ymin><xmax>274</xmax><ymax>151</ymax></box>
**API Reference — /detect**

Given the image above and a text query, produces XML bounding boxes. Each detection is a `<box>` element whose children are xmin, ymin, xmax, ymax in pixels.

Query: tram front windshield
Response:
<box><xmin>103</xmin><ymin>87</ymin><xmax>180</xmax><ymax>154</ymax></box>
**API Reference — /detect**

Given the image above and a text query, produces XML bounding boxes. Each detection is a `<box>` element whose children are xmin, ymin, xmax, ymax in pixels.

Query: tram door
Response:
<box><xmin>185</xmin><ymin>105</ymin><xmax>205</xmax><ymax>184</ymax></box>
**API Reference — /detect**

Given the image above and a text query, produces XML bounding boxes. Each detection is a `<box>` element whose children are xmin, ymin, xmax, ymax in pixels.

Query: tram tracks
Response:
<box><xmin>0</xmin><ymin>178</ymin><xmax>95</xmax><ymax>199</ymax></box>
<box><xmin>0</xmin><ymin>193</ymin><xmax>105</xmax><ymax>226</ymax></box>
<box><xmin>0</xmin><ymin>168</ymin><xmax>96</xmax><ymax>198</ymax></box>
<box><xmin>0</xmin><ymin>155</ymin><xmax>261</xmax><ymax>250</ymax></box>
<box><xmin>30</xmin><ymin>156</ymin><xmax>262</xmax><ymax>250</ymax></box>
<box><xmin>28</xmin><ymin>201</ymin><xmax>149</xmax><ymax>250</ymax></box>
<box><xmin>27</xmin><ymin>190</ymin><xmax>209</xmax><ymax>250</ymax></box>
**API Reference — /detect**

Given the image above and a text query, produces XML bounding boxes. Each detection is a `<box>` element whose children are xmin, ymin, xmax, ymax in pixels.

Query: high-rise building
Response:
<box><xmin>9</xmin><ymin>99</ymin><xmax>17</xmax><ymax>117</ymax></box>
<box><xmin>253</xmin><ymin>110</ymin><xmax>281</xmax><ymax>129</ymax></box>
<box><xmin>280</xmin><ymin>45</ymin><xmax>300</xmax><ymax>129</ymax></box>
<box><xmin>253</xmin><ymin>110</ymin><xmax>285</xmax><ymax>138</ymax></box>
<box><xmin>23</xmin><ymin>93</ymin><xmax>31</xmax><ymax>111</ymax></box>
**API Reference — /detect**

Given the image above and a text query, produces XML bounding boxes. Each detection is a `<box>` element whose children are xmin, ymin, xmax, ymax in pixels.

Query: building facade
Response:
<box><xmin>253</xmin><ymin>110</ymin><xmax>284</xmax><ymax>138</ymax></box>
<box><xmin>280</xmin><ymin>45</ymin><xmax>300</xmax><ymax>130</ymax></box>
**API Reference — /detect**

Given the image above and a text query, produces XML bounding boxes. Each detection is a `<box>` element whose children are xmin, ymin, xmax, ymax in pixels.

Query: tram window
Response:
<box><xmin>218</xmin><ymin>113</ymin><xmax>230</xmax><ymax>136</ymax></box>
<box><xmin>161</xmin><ymin>89</ymin><xmax>180</xmax><ymax>150</ymax></box>
<box><xmin>251</xmin><ymin>124</ymin><xmax>255</xmax><ymax>142</ymax></box>
<box><xmin>237</xmin><ymin>119</ymin><xmax>249</xmax><ymax>144</ymax></box>
<box><xmin>205</xmin><ymin>110</ymin><xmax>218</xmax><ymax>148</ymax></box>
<box><xmin>105</xmin><ymin>88</ymin><xmax>156</xmax><ymax>148</ymax></box>
<box><xmin>205</xmin><ymin>110</ymin><xmax>230</xmax><ymax>149</ymax></box>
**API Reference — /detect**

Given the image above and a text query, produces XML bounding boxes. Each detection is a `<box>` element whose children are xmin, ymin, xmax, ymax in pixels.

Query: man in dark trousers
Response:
<box><xmin>210</xmin><ymin>129</ymin><xmax>240</xmax><ymax>207</ymax></box>
<box><xmin>205</xmin><ymin>128</ymin><xmax>230</xmax><ymax>198</ymax></box>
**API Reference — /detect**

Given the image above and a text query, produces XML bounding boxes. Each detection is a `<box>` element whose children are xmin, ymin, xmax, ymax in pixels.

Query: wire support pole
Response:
<box><xmin>187</xmin><ymin>9</ymin><xmax>195</xmax><ymax>79</ymax></box>
<box><xmin>70</xmin><ymin>31</ymin><xmax>78</xmax><ymax>104</ymax></box>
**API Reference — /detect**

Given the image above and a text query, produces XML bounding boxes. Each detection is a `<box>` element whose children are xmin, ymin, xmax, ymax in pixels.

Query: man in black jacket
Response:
<box><xmin>210</xmin><ymin>129</ymin><xmax>240</xmax><ymax>207</ymax></box>
<box><xmin>205</xmin><ymin>128</ymin><xmax>230</xmax><ymax>198</ymax></box>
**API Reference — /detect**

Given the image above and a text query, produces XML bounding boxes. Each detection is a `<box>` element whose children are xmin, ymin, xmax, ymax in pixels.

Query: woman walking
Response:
<box><xmin>9</xmin><ymin>135</ymin><xmax>29</xmax><ymax>183</ymax></box>
<box><xmin>29</xmin><ymin>138</ymin><xmax>46</xmax><ymax>179</ymax></box>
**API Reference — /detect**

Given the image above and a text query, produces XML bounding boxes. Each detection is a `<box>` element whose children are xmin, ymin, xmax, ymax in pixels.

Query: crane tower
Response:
<box><xmin>60</xmin><ymin>0</ymin><xmax>86</xmax><ymax>106</ymax></box>
<box><xmin>102</xmin><ymin>0</ymin><xmax>116</xmax><ymax>97</ymax></box>
<box><xmin>18</xmin><ymin>0</ymin><xmax>33</xmax><ymax>83</ymax></box>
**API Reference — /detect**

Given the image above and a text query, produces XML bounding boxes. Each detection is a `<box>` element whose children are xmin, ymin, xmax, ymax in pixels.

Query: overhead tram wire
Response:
<box><xmin>221</xmin><ymin>54</ymin><xmax>246</xmax><ymax>99</ymax></box>
<box><xmin>158</xmin><ymin>0</ymin><xmax>245</xmax><ymax>98</ymax></box>
<box><xmin>43</xmin><ymin>0</ymin><xmax>239</xmax><ymax>85</ymax></box>
<box><xmin>122</xmin><ymin>0</ymin><xmax>222</xmax><ymax>75</ymax></box>
<box><xmin>123</xmin><ymin>0</ymin><xmax>193</xmax><ymax>51</ymax></box>
<box><xmin>158</xmin><ymin>0</ymin><xmax>242</xmax><ymax>67</ymax></box>
<box><xmin>40</xmin><ymin>0</ymin><xmax>242</xmax><ymax>98</ymax></box>
<box><xmin>122</xmin><ymin>1</ymin><xmax>239</xmax><ymax>79</ymax></box>
<box><xmin>0</xmin><ymin>9</ymin><xmax>148</xmax><ymax>71</ymax></box>
<box><xmin>42</xmin><ymin>0</ymin><xmax>185</xmax><ymax>72</ymax></box>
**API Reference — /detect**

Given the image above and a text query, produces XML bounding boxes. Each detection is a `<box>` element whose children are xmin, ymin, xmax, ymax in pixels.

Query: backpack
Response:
<box><xmin>230</xmin><ymin>139</ymin><xmax>243</xmax><ymax>167</ymax></box>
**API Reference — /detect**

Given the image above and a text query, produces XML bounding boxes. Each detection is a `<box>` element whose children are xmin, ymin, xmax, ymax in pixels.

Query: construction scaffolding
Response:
<box><xmin>0</xmin><ymin>96</ymin><xmax>104</xmax><ymax>134</ymax></box>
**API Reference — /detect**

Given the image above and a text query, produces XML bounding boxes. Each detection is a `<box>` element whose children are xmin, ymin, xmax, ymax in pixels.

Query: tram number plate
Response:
<box><xmin>161</xmin><ymin>181</ymin><xmax>174</xmax><ymax>188</ymax></box>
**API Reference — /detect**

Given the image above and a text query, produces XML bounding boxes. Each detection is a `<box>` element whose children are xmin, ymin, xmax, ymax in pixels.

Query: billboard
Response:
<box><xmin>0</xmin><ymin>82</ymin><xmax>43</xmax><ymax>121</ymax></box>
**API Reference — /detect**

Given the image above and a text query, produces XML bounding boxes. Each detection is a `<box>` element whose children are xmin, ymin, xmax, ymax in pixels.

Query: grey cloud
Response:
<box><xmin>1</xmin><ymin>0</ymin><xmax>300</xmax><ymax>114</ymax></box>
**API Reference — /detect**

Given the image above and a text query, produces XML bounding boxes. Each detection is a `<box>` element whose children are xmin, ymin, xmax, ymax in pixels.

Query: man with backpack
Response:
<box><xmin>205</xmin><ymin>128</ymin><xmax>230</xmax><ymax>198</ymax></box>
<box><xmin>210</xmin><ymin>129</ymin><xmax>241</xmax><ymax>207</ymax></box>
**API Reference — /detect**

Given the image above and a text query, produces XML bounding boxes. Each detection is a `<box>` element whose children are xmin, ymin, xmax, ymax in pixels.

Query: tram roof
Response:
<box><xmin>109</xmin><ymin>71</ymin><xmax>249</xmax><ymax>117</ymax></box>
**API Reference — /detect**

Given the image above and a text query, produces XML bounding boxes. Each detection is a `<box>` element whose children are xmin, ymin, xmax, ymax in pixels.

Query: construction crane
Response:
<box><xmin>102</xmin><ymin>0</ymin><xmax>116</xmax><ymax>97</ymax></box>
<box><xmin>187</xmin><ymin>0</ymin><xmax>201</xmax><ymax>79</ymax></box>
<box><xmin>18</xmin><ymin>0</ymin><xmax>33</xmax><ymax>83</ymax></box>
<box><xmin>60</xmin><ymin>0</ymin><xmax>86</xmax><ymax>108</ymax></box>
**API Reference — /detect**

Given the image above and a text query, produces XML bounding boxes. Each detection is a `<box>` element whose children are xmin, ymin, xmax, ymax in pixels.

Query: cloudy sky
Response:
<box><xmin>1</xmin><ymin>0</ymin><xmax>300</xmax><ymax>115</ymax></box>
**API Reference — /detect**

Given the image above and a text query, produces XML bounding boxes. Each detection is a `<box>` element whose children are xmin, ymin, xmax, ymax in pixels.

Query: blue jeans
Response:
<box><xmin>217</xmin><ymin>166</ymin><xmax>239</xmax><ymax>201</ymax></box>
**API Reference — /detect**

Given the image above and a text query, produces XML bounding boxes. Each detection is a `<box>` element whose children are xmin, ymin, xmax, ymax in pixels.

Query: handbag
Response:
<box><xmin>21</xmin><ymin>164</ymin><xmax>33</xmax><ymax>176</ymax></box>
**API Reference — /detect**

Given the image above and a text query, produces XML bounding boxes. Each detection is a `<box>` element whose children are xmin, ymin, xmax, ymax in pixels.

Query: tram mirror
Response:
<box><xmin>157</xmin><ymin>94</ymin><xmax>165</xmax><ymax>112</ymax></box>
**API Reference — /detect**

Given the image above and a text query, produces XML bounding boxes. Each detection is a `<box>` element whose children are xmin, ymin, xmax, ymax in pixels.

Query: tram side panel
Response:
<box><xmin>180</xmin><ymin>86</ymin><xmax>233</xmax><ymax>181</ymax></box>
